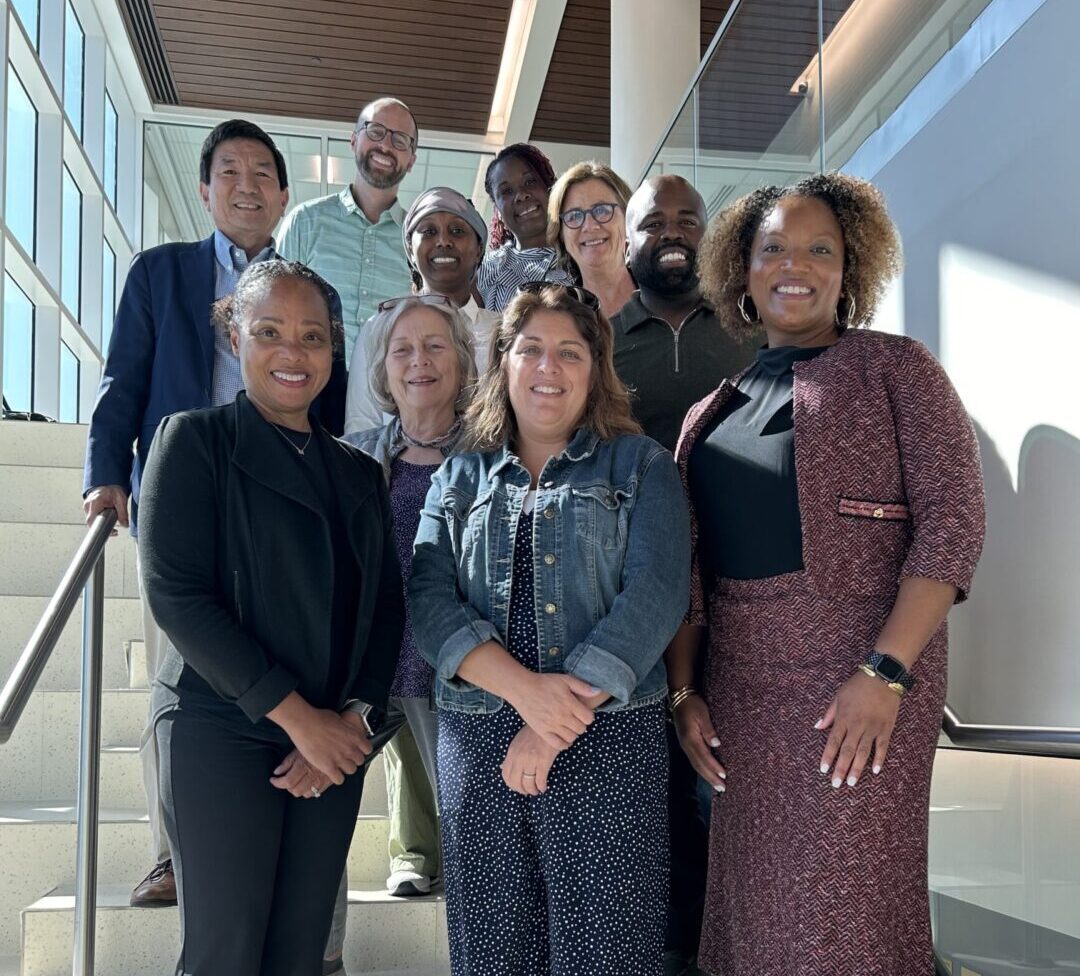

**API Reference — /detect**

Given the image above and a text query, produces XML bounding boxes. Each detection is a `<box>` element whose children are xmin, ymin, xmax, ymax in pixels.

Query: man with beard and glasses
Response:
<box><xmin>611</xmin><ymin>175</ymin><xmax>755</xmax><ymax>976</ymax></box>
<box><xmin>279</xmin><ymin>98</ymin><xmax>417</xmax><ymax>366</ymax></box>
<box><xmin>612</xmin><ymin>174</ymin><xmax>755</xmax><ymax>453</ymax></box>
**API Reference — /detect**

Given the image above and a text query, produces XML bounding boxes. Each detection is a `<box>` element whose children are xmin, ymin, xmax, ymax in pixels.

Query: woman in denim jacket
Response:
<box><xmin>410</xmin><ymin>283</ymin><xmax>690</xmax><ymax>975</ymax></box>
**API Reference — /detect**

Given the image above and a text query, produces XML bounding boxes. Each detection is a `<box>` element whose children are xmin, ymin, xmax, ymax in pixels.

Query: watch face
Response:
<box><xmin>876</xmin><ymin>656</ymin><xmax>905</xmax><ymax>681</ymax></box>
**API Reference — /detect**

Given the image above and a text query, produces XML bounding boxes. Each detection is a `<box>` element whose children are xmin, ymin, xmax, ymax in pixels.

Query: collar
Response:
<box><xmin>213</xmin><ymin>229</ymin><xmax>276</xmax><ymax>273</ymax></box>
<box><xmin>614</xmin><ymin>291</ymin><xmax>712</xmax><ymax>335</ymax></box>
<box><xmin>388</xmin><ymin>415</ymin><xmax>463</xmax><ymax>459</ymax></box>
<box><xmin>338</xmin><ymin>185</ymin><xmax>405</xmax><ymax>226</ymax></box>
<box><xmin>489</xmin><ymin>427</ymin><xmax>602</xmax><ymax>477</ymax></box>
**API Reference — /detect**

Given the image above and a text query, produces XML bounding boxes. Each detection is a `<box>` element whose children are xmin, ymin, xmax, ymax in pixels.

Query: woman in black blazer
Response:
<box><xmin>138</xmin><ymin>261</ymin><xmax>404</xmax><ymax>976</ymax></box>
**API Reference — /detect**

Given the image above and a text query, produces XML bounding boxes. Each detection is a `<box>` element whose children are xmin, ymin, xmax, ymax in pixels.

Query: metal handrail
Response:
<box><xmin>0</xmin><ymin>507</ymin><xmax>118</xmax><ymax>975</ymax></box>
<box><xmin>941</xmin><ymin>703</ymin><xmax>1080</xmax><ymax>760</ymax></box>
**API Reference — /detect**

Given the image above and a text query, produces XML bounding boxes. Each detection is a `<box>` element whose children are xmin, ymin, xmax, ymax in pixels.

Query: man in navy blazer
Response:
<box><xmin>81</xmin><ymin>119</ymin><xmax>345</xmax><ymax>909</ymax></box>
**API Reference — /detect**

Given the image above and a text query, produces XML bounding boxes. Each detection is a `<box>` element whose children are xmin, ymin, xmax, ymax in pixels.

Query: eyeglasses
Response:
<box><xmin>377</xmin><ymin>293</ymin><xmax>455</xmax><ymax>313</ymax></box>
<box><xmin>357</xmin><ymin>120</ymin><xmax>416</xmax><ymax>153</ymax></box>
<box><xmin>519</xmin><ymin>280</ymin><xmax>601</xmax><ymax>312</ymax></box>
<box><xmin>558</xmin><ymin>203</ymin><xmax>621</xmax><ymax>229</ymax></box>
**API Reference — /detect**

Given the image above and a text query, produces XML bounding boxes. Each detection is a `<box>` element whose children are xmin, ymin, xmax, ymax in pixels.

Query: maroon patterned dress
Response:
<box><xmin>675</xmin><ymin>330</ymin><xmax>985</xmax><ymax>976</ymax></box>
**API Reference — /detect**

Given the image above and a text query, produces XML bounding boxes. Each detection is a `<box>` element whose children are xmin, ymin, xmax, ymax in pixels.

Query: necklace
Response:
<box><xmin>271</xmin><ymin>423</ymin><xmax>313</xmax><ymax>457</ymax></box>
<box><xmin>399</xmin><ymin>417</ymin><xmax>462</xmax><ymax>450</ymax></box>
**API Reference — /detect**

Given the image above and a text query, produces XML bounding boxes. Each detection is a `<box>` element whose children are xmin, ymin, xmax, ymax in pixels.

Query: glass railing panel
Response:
<box><xmin>820</xmin><ymin>0</ymin><xmax>994</xmax><ymax>170</ymax></box>
<box><xmin>641</xmin><ymin>93</ymin><xmax>696</xmax><ymax>186</ymax></box>
<box><xmin>930</xmin><ymin>747</ymin><xmax>1080</xmax><ymax>970</ymax></box>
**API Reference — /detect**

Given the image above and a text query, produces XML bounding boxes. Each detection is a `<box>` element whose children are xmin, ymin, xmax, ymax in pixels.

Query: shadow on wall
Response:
<box><xmin>949</xmin><ymin>422</ymin><xmax>1080</xmax><ymax>728</ymax></box>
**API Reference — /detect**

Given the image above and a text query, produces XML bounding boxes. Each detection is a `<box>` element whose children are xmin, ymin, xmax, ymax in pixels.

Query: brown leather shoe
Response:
<box><xmin>130</xmin><ymin>859</ymin><xmax>177</xmax><ymax>907</ymax></box>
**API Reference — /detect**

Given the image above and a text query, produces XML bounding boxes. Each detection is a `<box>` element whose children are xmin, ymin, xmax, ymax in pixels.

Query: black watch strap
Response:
<box><xmin>867</xmin><ymin>651</ymin><xmax>916</xmax><ymax>690</ymax></box>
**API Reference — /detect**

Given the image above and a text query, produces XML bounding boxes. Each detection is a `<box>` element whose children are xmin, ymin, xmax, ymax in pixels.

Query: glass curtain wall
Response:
<box><xmin>645</xmin><ymin>0</ymin><xmax>995</xmax><ymax>214</ymax></box>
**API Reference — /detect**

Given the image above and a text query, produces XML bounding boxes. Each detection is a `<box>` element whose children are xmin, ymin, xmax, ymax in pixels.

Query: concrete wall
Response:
<box><xmin>847</xmin><ymin>0</ymin><xmax>1080</xmax><ymax>727</ymax></box>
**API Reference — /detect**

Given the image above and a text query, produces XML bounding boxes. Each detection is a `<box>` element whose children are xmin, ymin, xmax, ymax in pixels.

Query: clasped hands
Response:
<box><xmin>270</xmin><ymin>707</ymin><xmax>373</xmax><ymax>800</ymax></box>
<box><xmin>501</xmin><ymin>672</ymin><xmax>600</xmax><ymax>797</ymax></box>
<box><xmin>673</xmin><ymin>669</ymin><xmax>901</xmax><ymax>793</ymax></box>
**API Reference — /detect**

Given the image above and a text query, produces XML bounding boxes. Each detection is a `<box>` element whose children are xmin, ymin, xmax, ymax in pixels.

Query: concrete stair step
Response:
<box><xmin>21</xmin><ymin>882</ymin><xmax>448</xmax><ymax>976</ymax></box>
<box><xmin>0</xmin><ymin>422</ymin><xmax>87</xmax><ymax>469</ymax></box>
<box><xmin>0</xmin><ymin>465</ymin><xmax>86</xmax><ymax>525</ymax></box>
<box><xmin>0</xmin><ymin>595</ymin><xmax>141</xmax><ymax>693</ymax></box>
<box><xmin>0</xmin><ymin>523</ymin><xmax>138</xmax><ymax>598</ymax></box>
<box><xmin>0</xmin><ymin>802</ymin><xmax>396</xmax><ymax>957</ymax></box>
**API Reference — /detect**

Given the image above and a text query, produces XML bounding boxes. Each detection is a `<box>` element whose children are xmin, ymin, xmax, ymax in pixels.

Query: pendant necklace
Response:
<box><xmin>272</xmin><ymin>423</ymin><xmax>313</xmax><ymax>457</ymax></box>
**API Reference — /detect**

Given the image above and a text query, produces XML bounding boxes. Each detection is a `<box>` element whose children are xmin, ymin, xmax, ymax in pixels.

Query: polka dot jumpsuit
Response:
<box><xmin>437</xmin><ymin>497</ymin><xmax>670</xmax><ymax>975</ymax></box>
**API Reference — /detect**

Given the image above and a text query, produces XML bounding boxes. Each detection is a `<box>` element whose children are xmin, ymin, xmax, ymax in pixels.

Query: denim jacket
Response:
<box><xmin>408</xmin><ymin>427</ymin><xmax>691</xmax><ymax>714</ymax></box>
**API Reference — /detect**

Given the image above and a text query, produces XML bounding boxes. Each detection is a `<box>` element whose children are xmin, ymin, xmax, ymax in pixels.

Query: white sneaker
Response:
<box><xmin>386</xmin><ymin>869</ymin><xmax>432</xmax><ymax>897</ymax></box>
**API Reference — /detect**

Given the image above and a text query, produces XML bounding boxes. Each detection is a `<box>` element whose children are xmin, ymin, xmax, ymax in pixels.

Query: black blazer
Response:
<box><xmin>138</xmin><ymin>392</ymin><xmax>404</xmax><ymax>730</ymax></box>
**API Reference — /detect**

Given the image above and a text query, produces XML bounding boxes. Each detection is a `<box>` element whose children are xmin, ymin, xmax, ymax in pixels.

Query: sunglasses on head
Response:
<box><xmin>558</xmin><ymin>202</ymin><xmax>621</xmax><ymax>229</ymax></box>
<box><xmin>518</xmin><ymin>280</ymin><xmax>601</xmax><ymax>312</ymax></box>
<box><xmin>377</xmin><ymin>293</ymin><xmax>455</xmax><ymax>313</ymax></box>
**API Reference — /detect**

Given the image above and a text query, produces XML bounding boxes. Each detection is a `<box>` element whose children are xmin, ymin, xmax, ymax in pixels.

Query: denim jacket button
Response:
<box><xmin>547</xmin><ymin>646</ymin><xmax>560</xmax><ymax>657</ymax></box>
<box><xmin>544</xmin><ymin>602</ymin><xmax>557</xmax><ymax>615</ymax></box>
<box><xmin>543</xmin><ymin>506</ymin><xmax>556</xmax><ymax>519</ymax></box>
<box><xmin>543</xmin><ymin>553</ymin><xmax>556</xmax><ymax>566</ymax></box>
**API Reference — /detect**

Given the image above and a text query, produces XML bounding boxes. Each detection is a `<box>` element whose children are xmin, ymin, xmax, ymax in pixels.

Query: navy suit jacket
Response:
<box><xmin>83</xmin><ymin>235</ymin><xmax>346</xmax><ymax>533</ymax></box>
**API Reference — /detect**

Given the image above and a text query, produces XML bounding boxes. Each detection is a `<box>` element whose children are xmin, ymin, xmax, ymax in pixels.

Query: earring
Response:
<box><xmin>835</xmin><ymin>294</ymin><xmax>857</xmax><ymax>328</ymax></box>
<box><xmin>738</xmin><ymin>293</ymin><xmax>761</xmax><ymax>325</ymax></box>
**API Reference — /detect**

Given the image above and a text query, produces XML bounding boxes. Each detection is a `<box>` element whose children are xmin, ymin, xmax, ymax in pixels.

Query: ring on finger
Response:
<box><xmin>309</xmin><ymin>785</ymin><xmax>321</xmax><ymax>798</ymax></box>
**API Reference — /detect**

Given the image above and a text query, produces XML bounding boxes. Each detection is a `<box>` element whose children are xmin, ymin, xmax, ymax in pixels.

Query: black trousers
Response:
<box><xmin>157</xmin><ymin>709</ymin><xmax>365</xmax><ymax>976</ymax></box>
<box><xmin>666</xmin><ymin>720</ymin><xmax>710</xmax><ymax>960</ymax></box>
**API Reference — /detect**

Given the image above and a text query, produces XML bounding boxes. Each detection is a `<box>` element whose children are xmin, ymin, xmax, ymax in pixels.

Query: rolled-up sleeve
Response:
<box><xmin>138</xmin><ymin>415</ymin><xmax>297</xmax><ymax>722</ymax></box>
<box><xmin>887</xmin><ymin>339</ymin><xmax>986</xmax><ymax>601</ymax></box>
<box><xmin>563</xmin><ymin>451</ymin><xmax>692</xmax><ymax>702</ymax></box>
<box><xmin>408</xmin><ymin>466</ymin><xmax>502</xmax><ymax>684</ymax></box>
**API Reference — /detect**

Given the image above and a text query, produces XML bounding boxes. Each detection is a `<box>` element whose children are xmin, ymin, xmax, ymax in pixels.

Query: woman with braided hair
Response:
<box><xmin>476</xmin><ymin>143</ymin><xmax>577</xmax><ymax>311</ymax></box>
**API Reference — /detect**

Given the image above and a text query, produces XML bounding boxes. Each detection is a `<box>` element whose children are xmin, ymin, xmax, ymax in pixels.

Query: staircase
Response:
<box><xmin>0</xmin><ymin>421</ymin><xmax>450</xmax><ymax>975</ymax></box>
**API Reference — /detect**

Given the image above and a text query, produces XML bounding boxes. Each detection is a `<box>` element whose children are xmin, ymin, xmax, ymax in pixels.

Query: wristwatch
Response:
<box><xmin>864</xmin><ymin>651</ymin><xmax>915</xmax><ymax>691</ymax></box>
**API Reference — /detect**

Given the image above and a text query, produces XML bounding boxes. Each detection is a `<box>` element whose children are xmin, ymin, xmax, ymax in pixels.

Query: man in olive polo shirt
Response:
<box><xmin>611</xmin><ymin>174</ymin><xmax>755</xmax><ymax>976</ymax></box>
<box><xmin>278</xmin><ymin>97</ymin><xmax>417</xmax><ymax>366</ymax></box>
<box><xmin>612</xmin><ymin>174</ymin><xmax>755</xmax><ymax>453</ymax></box>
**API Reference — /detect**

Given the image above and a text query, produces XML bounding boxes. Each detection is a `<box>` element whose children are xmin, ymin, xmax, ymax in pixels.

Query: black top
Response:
<box><xmin>611</xmin><ymin>293</ymin><xmax>756</xmax><ymax>452</ymax></box>
<box><xmin>274</xmin><ymin>425</ymin><xmax>361</xmax><ymax>705</ymax></box>
<box><xmin>139</xmin><ymin>393</ymin><xmax>404</xmax><ymax>737</ymax></box>
<box><xmin>688</xmin><ymin>344</ymin><xmax>829</xmax><ymax>580</ymax></box>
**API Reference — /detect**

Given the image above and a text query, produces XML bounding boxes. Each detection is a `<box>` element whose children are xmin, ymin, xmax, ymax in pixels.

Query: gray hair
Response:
<box><xmin>212</xmin><ymin>260</ymin><xmax>345</xmax><ymax>356</ymax></box>
<box><xmin>364</xmin><ymin>298</ymin><xmax>478</xmax><ymax>416</ymax></box>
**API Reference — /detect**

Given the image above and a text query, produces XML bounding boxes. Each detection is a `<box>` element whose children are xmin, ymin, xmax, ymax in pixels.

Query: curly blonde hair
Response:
<box><xmin>465</xmin><ymin>284</ymin><xmax>641</xmax><ymax>451</ymax></box>
<box><xmin>698</xmin><ymin>173</ymin><xmax>903</xmax><ymax>336</ymax></box>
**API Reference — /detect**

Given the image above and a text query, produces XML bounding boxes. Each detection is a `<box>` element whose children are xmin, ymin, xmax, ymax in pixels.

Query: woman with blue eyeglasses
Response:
<box><xmin>548</xmin><ymin>162</ymin><xmax>636</xmax><ymax>319</ymax></box>
<box><xmin>409</xmin><ymin>283</ymin><xmax>690</xmax><ymax>976</ymax></box>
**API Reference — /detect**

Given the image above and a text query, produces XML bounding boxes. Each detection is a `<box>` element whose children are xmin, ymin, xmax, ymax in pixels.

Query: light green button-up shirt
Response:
<box><xmin>277</xmin><ymin>186</ymin><xmax>412</xmax><ymax>365</ymax></box>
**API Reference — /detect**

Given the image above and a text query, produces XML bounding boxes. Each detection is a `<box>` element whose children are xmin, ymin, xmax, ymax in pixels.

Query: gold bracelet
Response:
<box><xmin>668</xmin><ymin>685</ymin><xmax>699</xmax><ymax>713</ymax></box>
<box><xmin>857</xmin><ymin>663</ymin><xmax>905</xmax><ymax>697</ymax></box>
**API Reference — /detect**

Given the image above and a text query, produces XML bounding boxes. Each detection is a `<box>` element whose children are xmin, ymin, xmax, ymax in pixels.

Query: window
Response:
<box><xmin>2</xmin><ymin>276</ymin><xmax>35</xmax><ymax>412</ymax></box>
<box><xmin>104</xmin><ymin>92</ymin><xmax>118</xmax><ymax>207</ymax></box>
<box><xmin>63</xmin><ymin>1</ymin><xmax>84</xmax><ymax>139</ymax></box>
<box><xmin>101</xmin><ymin>240</ymin><xmax>116</xmax><ymax>352</ymax></box>
<box><xmin>10</xmin><ymin>0</ymin><xmax>39</xmax><ymax>47</ymax></box>
<box><xmin>59</xmin><ymin>341</ymin><xmax>79</xmax><ymax>422</ymax></box>
<box><xmin>61</xmin><ymin>166</ymin><xmax>82</xmax><ymax>318</ymax></box>
<box><xmin>5</xmin><ymin>66</ymin><xmax>38</xmax><ymax>257</ymax></box>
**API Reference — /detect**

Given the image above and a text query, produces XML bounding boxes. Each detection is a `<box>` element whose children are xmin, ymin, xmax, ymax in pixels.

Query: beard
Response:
<box><xmin>630</xmin><ymin>247</ymin><xmax>699</xmax><ymax>297</ymax></box>
<box><xmin>357</xmin><ymin>148</ymin><xmax>408</xmax><ymax>190</ymax></box>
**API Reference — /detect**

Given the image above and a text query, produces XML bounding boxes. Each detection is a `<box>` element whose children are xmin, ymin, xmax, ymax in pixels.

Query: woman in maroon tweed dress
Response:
<box><xmin>667</xmin><ymin>173</ymin><xmax>985</xmax><ymax>976</ymax></box>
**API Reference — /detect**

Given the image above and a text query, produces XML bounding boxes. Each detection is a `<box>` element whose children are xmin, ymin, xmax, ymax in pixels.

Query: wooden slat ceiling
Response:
<box><xmin>531</xmin><ymin>0</ymin><xmax>853</xmax><ymax>156</ymax></box>
<box><xmin>121</xmin><ymin>0</ymin><xmax>513</xmax><ymax>133</ymax></box>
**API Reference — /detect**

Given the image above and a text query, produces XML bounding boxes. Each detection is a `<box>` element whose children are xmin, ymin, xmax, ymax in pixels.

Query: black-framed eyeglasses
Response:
<box><xmin>357</xmin><ymin>120</ymin><xmax>416</xmax><ymax>152</ymax></box>
<box><xmin>519</xmin><ymin>280</ymin><xmax>601</xmax><ymax>312</ymax></box>
<box><xmin>377</xmin><ymin>293</ymin><xmax>454</xmax><ymax>313</ymax></box>
<box><xmin>558</xmin><ymin>203</ymin><xmax>621</xmax><ymax>229</ymax></box>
